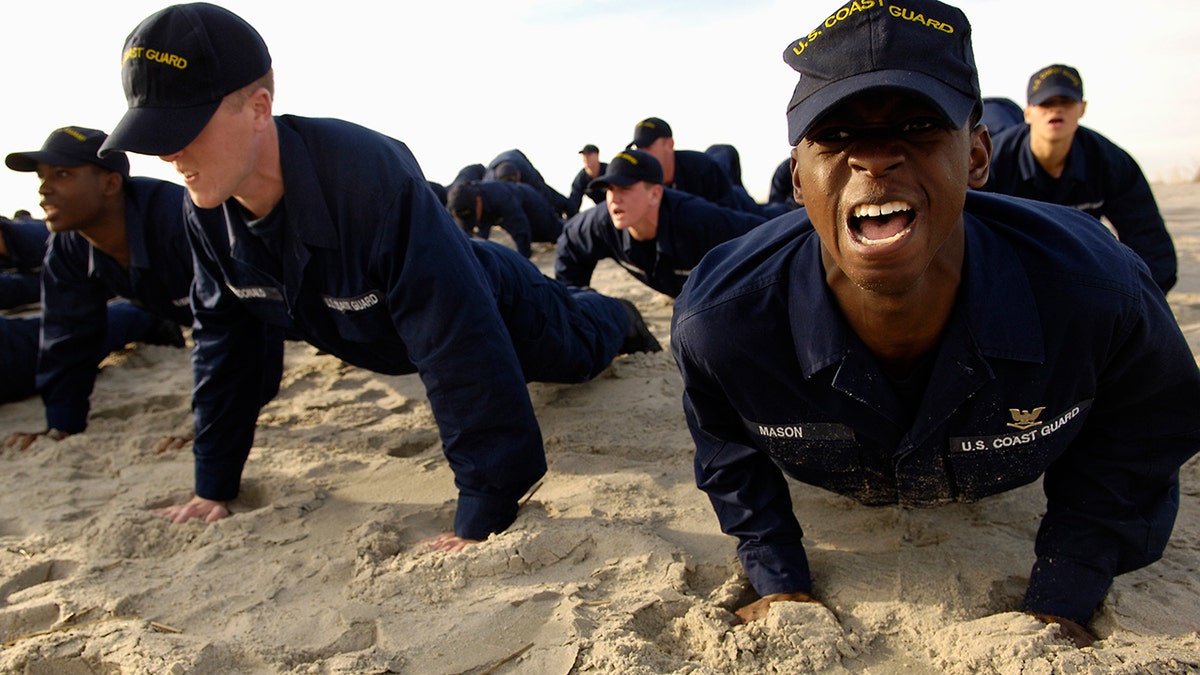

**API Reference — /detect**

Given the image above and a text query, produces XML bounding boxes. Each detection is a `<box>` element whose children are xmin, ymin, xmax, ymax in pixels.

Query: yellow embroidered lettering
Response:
<box><xmin>889</xmin><ymin>5</ymin><xmax>956</xmax><ymax>33</ymax></box>
<box><xmin>122</xmin><ymin>46</ymin><xmax>145</xmax><ymax>65</ymax></box>
<box><xmin>144</xmin><ymin>49</ymin><xmax>188</xmax><ymax>70</ymax></box>
<box><xmin>59</xmin><ymin>127</ymin><xmax>87</xmax><ymax>142</ymax></box>
<box><xmin>792</xmin><ymin>31</ymin><xmax>823</xmax><ymax>56</ymax></box>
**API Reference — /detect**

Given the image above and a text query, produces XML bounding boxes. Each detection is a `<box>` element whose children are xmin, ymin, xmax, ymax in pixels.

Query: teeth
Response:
<box><xmin>853</xmin><ymin>201</ymin><xmax>911</xmax><ymax>218</ymax></box>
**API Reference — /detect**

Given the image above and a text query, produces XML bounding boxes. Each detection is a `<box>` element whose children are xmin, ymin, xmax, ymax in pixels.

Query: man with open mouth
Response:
<box><xmin>671</xmin><ymin>0</ymin><xmax>1200</xmax><ymax>649</ymax></box>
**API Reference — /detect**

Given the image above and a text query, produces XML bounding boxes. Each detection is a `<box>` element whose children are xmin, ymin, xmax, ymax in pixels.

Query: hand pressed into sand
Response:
<box><xmin>153</xmin><ymin>494</ymin><xmax>230</xmax><ymax>524</ymax></box>
<box><xmin>3</xmin><ymin>428</ymin><xmax>71</xmax><ymax>451</ymax></box>
<box><xmin>733</xmin><ymin>592</ymin><xmax>821</xmax><ymax>624</ymax></box>
<box><xmin>420</xmin><ymin>532</ymin><xmax>482</xmax><ymax>552</ymax></box>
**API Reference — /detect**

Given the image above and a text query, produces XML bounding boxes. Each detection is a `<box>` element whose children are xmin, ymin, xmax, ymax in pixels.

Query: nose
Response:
<box><xmin>848</xmin><ymin>138</ymin><xmax>903</xmax><ymax>178</ymax></box>
<box><xmin>158</xmin><ymin>150</ymin><xmax>181</xmax><ymax>163</ymax></box>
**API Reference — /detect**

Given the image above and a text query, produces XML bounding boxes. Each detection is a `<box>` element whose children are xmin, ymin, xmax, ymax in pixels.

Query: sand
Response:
<box><xmin>2</xmin><ymin>183</ymin><xmax>1199</xmax><ymax>674</ymax></box>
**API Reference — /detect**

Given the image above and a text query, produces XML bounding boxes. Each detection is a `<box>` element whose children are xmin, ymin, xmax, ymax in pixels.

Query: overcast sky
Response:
<box><xmin>2</xmin><ymin>0</ymin><xmax>1197</xmax><ymax>216</ymax></box>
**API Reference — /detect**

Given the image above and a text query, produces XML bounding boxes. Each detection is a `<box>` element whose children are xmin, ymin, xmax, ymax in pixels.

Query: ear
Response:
<box><xmin>1079</xmin><ymin>100</ymin><xmax>1087</xmax><ymax>119</ymax></box>
<box><xmin>788</xmin><ymin>151</ymin><xmax>803</xmax><ymax>206</ymax></box>
<box><xmin>967</xmin><ymin>123</ymin><xmax>992</xmax><ymax>189</ymax></box>
<box><xmin>1023</xmin><ymin>106</ymin><xmax>1033</xmax><ymax>124</ymax></box>
<box><xmin>101</xmin><ymin>170</ymin><xmax>124</xmax><ymax>198</ymax></box>
<box><xmin>249</xmin><ymin>87</ymin><xmax>274</xmax><ymax>130</ymax></box>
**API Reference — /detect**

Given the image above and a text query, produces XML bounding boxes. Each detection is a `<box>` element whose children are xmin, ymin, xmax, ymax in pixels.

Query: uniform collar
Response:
<box><xmin>122</xmin><ymin>178</ymin><xmax>152</xmax><ymax>269</ymax></box>
<box><xmin>276</xmin><ymin>119</ymin><xmax>340</xmax><ymax>250</ymax></box>
<box><xmin>1016</xmin><ymin>126</ymin><xmax>1087</xmax><ymax>187</ymax></box>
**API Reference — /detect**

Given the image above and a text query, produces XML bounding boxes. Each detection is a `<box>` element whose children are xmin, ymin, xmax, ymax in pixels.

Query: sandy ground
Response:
<box><xmin>2</xmin><ymin>183</ymin><xmax>1199</xmax><ymax>674</ymax></box>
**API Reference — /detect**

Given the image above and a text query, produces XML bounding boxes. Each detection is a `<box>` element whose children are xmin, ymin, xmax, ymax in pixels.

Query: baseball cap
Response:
<box><xmin>579</xmin><ymin>144</ymin><xmax>599</xmax><ymax>155</ymax></box>
<box><xmin>6</xmin><ymin>126</ymin><xmax>130</xmax><ymax>176</ymax></box>
<box><xmin>587</xmin><ymin>150</ymin><xmax>664</xmax><ymax>191</ymax></box>
<box><xmin>628</xmin><ymin>117</ymin><xmax>672</xmax><ymax>149</ymax></box>
<box><xmin>446</xmin><ymin>181</ymin><xmax>482</xmax><ymax>230</ymax></box>
<box><xmin>782</xmin><ymin>0</ymin><xmax>980</xmax><ymax>144</ymax></box>
<box><xmin>100</xmin><ymin>2</ymin><xmax>272</xmax><ymax>157</ymax></box>
<box><xmin>1026</xmin><ymin>64</ymin><xmax>1084</xmax><ymax>106</ymax></box>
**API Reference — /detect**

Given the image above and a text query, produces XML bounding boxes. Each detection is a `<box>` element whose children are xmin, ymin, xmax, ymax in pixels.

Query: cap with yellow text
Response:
<box><xmin>1026</xmin><ymin>64</ymin><xmax>1084</xmax><ymax>106</ymax></box>
<box><xmin>627</xmin><ymin>117</ymin><xmax>672</xmax><ymax>150</ymax></box>
<box><xmin>782</xmin><ymin>0</ymin><xmax>980</xmax><ymax>144</ymax></box>
<box><xmin>587</xmin><ymin>150</ymin><xmax>664</xmax><ymax>191</ymax></box>
<box><xmin>100</xmin><ymin>2</ymin><xmax>271</xmax><ymax>158</ymax></box>
<box><xmin>6</xmin><ymin>127</ymin><xmax>130</xmax><ymax>177</ymax></box>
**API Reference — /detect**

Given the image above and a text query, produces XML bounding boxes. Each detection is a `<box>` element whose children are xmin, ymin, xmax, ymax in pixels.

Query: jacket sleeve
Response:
<box><xmin>1098</xmin><ymin>150</ymin><xmax>1177</xmax><ymax>293</ymax></box>
<box><xmin>1023</xmin><ymin>274</ymin><xmax>1200</xmax><ymax>624</ymax></box>
<box><xmin>37</xmin><ymin>235</ymin><xmax>111</xmax><ymax>433</ymax></box>
<box><xmin>186</xmin><ymin>211</ymin><xmax>282</xmax><ymax>502</ymax></box>
<box><xmin>378</xmin><ymin>180</ymin><xmax>545</xmax><ymax>540</ymax></box>
<box><xmin>565</xmin><ymin>170</ymin><xmax>587</xmax><ymax>218</ymax></box>
<box><xmin>496</xmin><ymin>197</ymin><xmax>533</xmax><ymax>258</ymax></box>
<box><xmin>673</xmin><ymin>325</ymin><xmax>813</xmax><ymax>597</ymax></box>
<box><xmin>553</xmin><ymin>215</ymin><xmax>604</xmax><ymax>289</ymax></box>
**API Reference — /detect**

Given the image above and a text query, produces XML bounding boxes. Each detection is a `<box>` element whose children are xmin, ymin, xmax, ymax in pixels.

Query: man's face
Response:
<box><xmin>34</xmin><ymin>163</ymin><xmax>114</xmax><ymax>233</ymax></box>
<box><xmin>1024</xmin><ymin>96</ymin><xmax>1086</xmax><ymax>144</ymax></box>
<box><xmin>159</xmin><ymin>97</ymin><xmax>260</xmax><ymax>209</ymax></box>
<box><xmin>582</xmin><ymin>152</ymin><xmax>601</xmax><ymax>177</ymax></box>
<box><xmin>792</xmin><ymin>91</ymin><xmax>989</xmax><ymax>296</ymax></box>
<box><xmin>606</xmin><ymin>181</ymin><xmax>661</xmax><ymax>241</ymax></box>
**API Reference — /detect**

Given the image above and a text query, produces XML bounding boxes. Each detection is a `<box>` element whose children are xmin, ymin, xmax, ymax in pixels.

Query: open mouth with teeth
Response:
<box><xmin>850</xmin><ymin>201</ymin><xmax>914</xmax><ymax>247</ymax></box>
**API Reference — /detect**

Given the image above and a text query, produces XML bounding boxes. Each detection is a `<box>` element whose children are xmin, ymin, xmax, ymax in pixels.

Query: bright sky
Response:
<box><xmin>2</xmin><ymin>0</ymin><xmax>1197</xmax><ymax>217</ymax></box>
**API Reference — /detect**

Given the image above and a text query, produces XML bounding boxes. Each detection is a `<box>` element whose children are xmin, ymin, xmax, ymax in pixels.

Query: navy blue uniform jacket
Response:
<box><xmin>982</xmin><ymin>124</ymin><xmax>1177</xmax><ymax>293</ymax></box>
<box><xmin>38</xmin><ymin>177</ymin><xmax>193</xmax><ymax>433</ymax></box>
<box><xmin>566</xmin><ymin>163</ymin><xmax>607</xmax><ymax>218</ymax></box>
<box><xmin>475</xmin><ymin>180</ymin><xmax>563</xmax><ymax>257</ymax></box>
<box><xmin>671</xmin><ymin>191</ymin><xmax>1200</xmax><ymax>625</ymax></box>
<box><xmin>0</xmin><ymin>217</ymin><xmax>48</xmax><ymax>271</ymax></box>
<box><xmin>185</xmin><ymin>116</ymin><xmax>625</xmax><ymax>540</ymax></box>
<box><xmin>671</xmin><ymin>150</ymin><xmax>735</xmax><ymax>210</ymax></box>
<box><xmin>484</xmin><ymin>149</ymin><xmax>570</xmax><ymax>217</ymax></box>
<box><xmin>555</xmin><ymin>188</ymin><xmax>765</xmax><ymax>298</ymax></box>
<box><xmin>0</xmin><ymin>216</ymin><xmax>49</xmax><ymax>309</ymax></box>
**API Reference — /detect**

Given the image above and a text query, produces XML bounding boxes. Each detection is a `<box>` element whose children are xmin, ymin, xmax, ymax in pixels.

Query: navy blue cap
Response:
<box><xmin>782</xmin><ymin>0</ymin><xmax>980</xmax><ymax>144</ymax></box>
<box><xmin>101</xmin><ymin>3</ymin><xmax>272</xmax><ymax>157</ymax></box>
<box><xmin>6</xmin><ymin>126</ymin><xmax>130</xmax><ymax>176</ymax></box>
<box><xmin>1027</xmin><ymin>64</ymin><xmax>1084</xmax><ymax>106</ymax></box>
<box><xmin>587</xmin><ymin>150</ymin><xmax>663</xmax><ymax>191</ymax></box>
<box><xmin>628</xmin><ymin>117</ymin><xmax>672</xmax><ymax>149</ymax></box>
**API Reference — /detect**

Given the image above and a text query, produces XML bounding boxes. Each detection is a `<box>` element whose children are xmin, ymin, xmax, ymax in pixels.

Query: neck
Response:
<box><xmin>1029</xmin><ymin>134</ymin><xmax>1072</xmax><ymax>178</ymax></box>
<box><xmin>662</xmin><ymin>155</ymin><xmax>675</xmax><ymax>185</ymax></box>
<box><xmin>234</xmin><ymin>122</ymin><xmax>284</xmax><ymax>219</ymax></box>
<box><xmin>825</xmin><ymin>229</ymin><xmax>964</xmax><ymax>374</ymax></box>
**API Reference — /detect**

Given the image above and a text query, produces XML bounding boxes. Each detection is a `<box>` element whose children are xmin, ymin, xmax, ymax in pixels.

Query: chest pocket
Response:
<box><xmin>321</xmin><ymin>289</ymin><xmax>395</xmax><ymax>342</ymax></box>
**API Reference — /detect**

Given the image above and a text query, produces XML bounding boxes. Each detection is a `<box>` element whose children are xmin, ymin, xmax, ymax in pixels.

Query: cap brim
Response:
<box><xmin>787</xmin><ymin>71</ymin><xmax>977</xmax><ymax>144</ymax></box>
<box><xmin>1028</xmin><ymin>86</ymin><xmax>1083</xmax><ymax>107</ymax></box>
<box><xmin>100</xmin><ymin>102</ymin><xmax>220</xmax><ymax>157</ymax></box>
<box><xmin>587</xmin><ymin>175</ymin><xmax>641</xmax><ymax>191</ymax></box>
<box><xmin>4</xmin><ymin>150</ymin><xmax>84</xmax><ymax>172</ymax></box>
